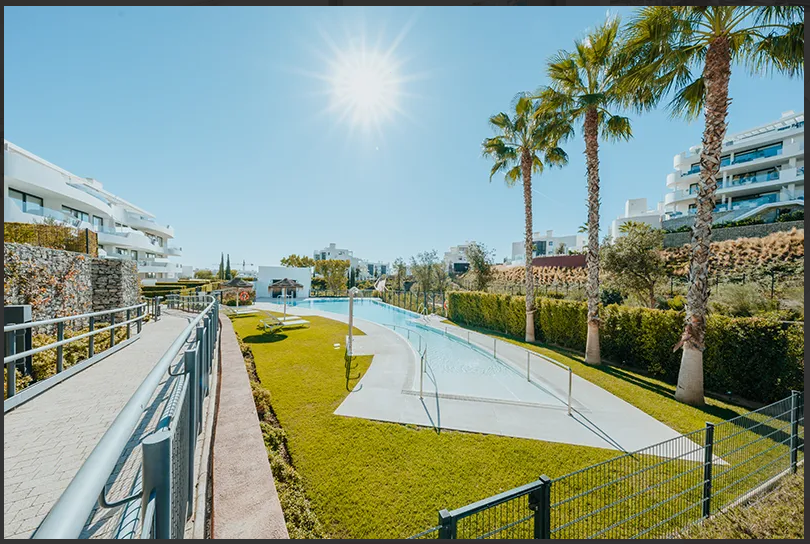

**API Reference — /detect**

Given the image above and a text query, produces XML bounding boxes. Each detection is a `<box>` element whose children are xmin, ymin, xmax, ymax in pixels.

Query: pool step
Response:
<box><xmin>400</xmin><ymin>388</ymin><xmax>589</xmax><ymax>413</ymax></box>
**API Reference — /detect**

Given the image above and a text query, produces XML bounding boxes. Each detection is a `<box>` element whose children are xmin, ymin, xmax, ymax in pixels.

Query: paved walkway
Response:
<box><xmin>3</xmin><ymin>312</ymin><xmax>190</xmax><ymax>539</ymax></box>
<box><xmin>257</xmin><ymin>301</ymin><xmax>710</xmax><ymax>461</ymax></box>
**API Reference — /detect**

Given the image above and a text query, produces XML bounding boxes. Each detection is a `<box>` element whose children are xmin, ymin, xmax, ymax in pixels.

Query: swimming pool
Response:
<box><xmin>289</xmin><ymin>298</ymin><xmax>568</xmax><ymax>408</ymax></box>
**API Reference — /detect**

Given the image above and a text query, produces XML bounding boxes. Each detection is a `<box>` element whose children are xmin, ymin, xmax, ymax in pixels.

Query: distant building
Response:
<box><xmin>663</xmin><ymin>110</ymin><xmax>804</xmax><ymax>228</ymax></box>
<box><xmin>4</xmin><ymin>139</ymin><xmax>186</xmax><ymax>282</ymax></box>
<box><xmin>443</xmin><ymin>242</ymin><xmax>473</xmax><ymax>274</ymax></box>
<box><xmin>254</xmin><ymin>266</ymin><xmax>311</xmax><ymax>300</ymax></box>
<box><xmin>511</xmin><ymin>230</ymin><xmax>586</xmax><ymax>264</ymax></box>
<box><xmin>312</xmin><ymin>242</ymin><xmax>388</xmax><ymax>280</ymax></box>
<box><xmin>610</xmin><ymin>198</ymin><xmax>665</xmax><ymax>238</ymax></box>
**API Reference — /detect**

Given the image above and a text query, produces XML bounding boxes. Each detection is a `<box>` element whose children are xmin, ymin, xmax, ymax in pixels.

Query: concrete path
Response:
<box><xmin>255</xmin><ymin>301</ymin><xmax>707</xmax><ymax>461</ymax></box>
<box><xmin>3</xmin><ymin>312</ymin><xmax>190</xmax><ymax>539</ymax></box>
<box><xmin>212</xmin><ymin>316</ymin><xmax>288</xmax><ymax>539</ymax></box>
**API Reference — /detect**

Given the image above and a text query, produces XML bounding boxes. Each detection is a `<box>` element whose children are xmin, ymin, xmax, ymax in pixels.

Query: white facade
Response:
<box><xmin>511</xmin><ymin>230</ymin><xmax>586</xmax><ymax>264</ymax></box>
<box><xmin>444</xmin><ymin>242</ymin><xmax>473</xmax><ymax>274</ymax></box>
<box><xmin>4</xmin><ymin>140</ymin><xmax>185</xmax><ymax>280</ymax></box>
<box><xmin>312</xmin><ymin>242</ymin><xmax>387</xmax><ymax>280</ymax></box>
<box><xmin>664</xmin><ymin>111</ymin><xmax>804</xmax><ymax>221</ymax></box>
<box><xmin>610</xmin><ymin>198</ymin><xmax>665</xmax><ymax>238</ymax></box>
<box><xmin>255</xmin><ymin>266</ymin><xmax>311</xmax><ymax>300</ymax></box>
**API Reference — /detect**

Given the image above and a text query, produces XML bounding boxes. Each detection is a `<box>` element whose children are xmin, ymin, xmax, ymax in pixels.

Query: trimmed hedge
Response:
<box><xmin>447</xmin><ymin>291</ymin><xmax>803</xmax><ymax>404</ymax></box>
<box><xmin>4</xmin><ymin>222</ymin><xmax>98</xmax><ymax>257</ymax></box>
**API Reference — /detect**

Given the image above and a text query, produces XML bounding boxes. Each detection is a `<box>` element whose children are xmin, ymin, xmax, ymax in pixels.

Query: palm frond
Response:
<box><xmin>667</xmin><ymin>77</ymin><xmax>705</xmax><ymax>121</ymax></box>
<box><xmin>602</xmin><ymin>115</ymin><xmax>633</xmax><ymax>143</ymax></box>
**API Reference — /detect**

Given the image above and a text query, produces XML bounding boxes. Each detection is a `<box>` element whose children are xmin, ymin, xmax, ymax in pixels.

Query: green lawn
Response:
<box><xmin>441</xmin><ymin>319</ymin><xmax>750</xmax><ymax>434</ymax></box>
<box><xmin>231</xmin><ymin>313</ymin><xmax>798</xmax><ymax>539</ymax></box>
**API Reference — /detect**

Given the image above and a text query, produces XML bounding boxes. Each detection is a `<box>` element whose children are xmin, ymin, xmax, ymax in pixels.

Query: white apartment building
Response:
<box><xmin>664</xmin><ymin>110</ymin><xmax>804</xmax><ymax>223</ymax></box>
<box><xmin>443</xmin><ymin>242</ymin><xmax>473</xmax><ymax>274</ymax></box>
<box><xmin>610</xmin><ymin>198</ymin><xmax>665</xmax><ymax>238</ymax></box>
<box><xmin>511</xmin><ymin>230</ymin><xmax>586</xmax><ymax>264</ymax></box>
<box><xmin>4</xmin><ymin>140</ymin><xmax>185</xmax><ymax>281</ymax></box>
<box><xmin>312</xmin><ymin>243</ymin><xmax>388</xmax><ymax>280</ymax></box>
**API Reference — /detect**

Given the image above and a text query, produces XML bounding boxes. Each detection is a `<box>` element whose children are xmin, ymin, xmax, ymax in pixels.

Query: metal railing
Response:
<box><xmin>436</xmin><ymin>325</ymin><xmax>573</xmax><ymax>416</ymax></box>
<box><xmin>4</xmin><ymin>302</ymin><xmax>150</xmax><ymax>402</ymax></box>
<box><xmin>32</xmin><ymin>294</ymin><xmax>219</xmax><ymax>539</ymax></box>
<box><xmin>408</xmin><ymin>391</ymin><xmax>803</xmax><ymax>539</ymax></box>
<box><xmin>380</xmin><ymin>290</ymin><xmax>448</xmax><ymax>318</ymax></box>
<box><xmin>383</xmin><ymin>323</ymin><xmax>429</xmax><ymax>399</ymax></box>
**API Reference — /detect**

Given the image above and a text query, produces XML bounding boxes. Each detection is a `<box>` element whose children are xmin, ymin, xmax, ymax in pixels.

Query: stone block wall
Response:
<box><xmin>91</xmin><ymin>259</ymin><xmax>140</xmax><ymax>313</ymax></box>
<box><xmin>663</xmin><ymin>220</ymin><xmax>804</xmax><ymax>248</ymax></box>
<box><xmin>4</xmin><ymin>243</ymin><xmax>140</xmax><ymax>326</ymax></box>
<box><xmin>4</xmin><ymin>243</ymin><xmax>93</xmax><ymax>323</ymax></box>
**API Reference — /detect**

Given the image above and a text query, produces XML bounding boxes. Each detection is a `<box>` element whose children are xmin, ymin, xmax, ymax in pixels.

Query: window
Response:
<box><xmin>732</xmin><ymin>143</ymin><xmax>783</xmax><ymax>164</ymax></box>
<box><xmin>146</xmin><ymin>252</ymin><xmax>156</xmax><ymax>259</ymax></box>
<box><xmin>116</xmin><ymin>248</ymin><xmax>129</xmax><ymax>257</ymax></box>
<box><xmin>533</xmin><ymin>241</ymin><xmax>547</xmax><ymax>256</ymax></box>
<box><xmin>62</xmin><ymin>205</ymin><xmax>89</xmax><ymax>223</ymax></box>
<box><xmin>368</xmin><ymin>264</ymin><xmax>374</xmax><ymax>275</ymax></box>
<box><xmin>9</xmin><ymin>189</ymin><xmax>44</xmax><ymax>215</ymax></box>
<box><xmin>131</xmin><ymin>251</ymin><xmax>138</xmax><ymax>260</ymax></box>
<box><xmin>92</xmin><ymin>215</ymin><xmax>104</xmax><ymax>229</ymax></box>
<box><xmin>689</xmin><ymin>183</ymin><xmax>699</xmax><ymax>195</ymax></box>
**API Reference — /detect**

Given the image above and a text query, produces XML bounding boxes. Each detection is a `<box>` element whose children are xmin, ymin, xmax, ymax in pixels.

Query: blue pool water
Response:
<box><xmin>288</xmin><ymin>298</ymin><xmax>566</xmax><ymax>406</ymax></box>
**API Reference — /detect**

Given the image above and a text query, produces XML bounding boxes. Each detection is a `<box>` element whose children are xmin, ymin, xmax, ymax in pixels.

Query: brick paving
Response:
<box><xmin>3</xmin><ymin>312</ymin><xmax>190</xmax><ymax>539</ymax></box>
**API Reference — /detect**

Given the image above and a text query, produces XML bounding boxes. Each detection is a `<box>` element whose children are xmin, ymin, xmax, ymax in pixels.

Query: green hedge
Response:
<box><xmin>4</xmin><ymin>222</ymin><xmax>98</xmax><ymax>256</ymax></box>
<box><xmin>447</xmin><ymin>291</ymin><xmax>803</xmax><ymax>404</ymax></box>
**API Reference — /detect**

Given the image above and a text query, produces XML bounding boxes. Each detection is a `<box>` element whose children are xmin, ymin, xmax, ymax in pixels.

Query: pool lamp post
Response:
<box><xmin>347</xmin><ymin>286</ymin><xmax>360</xmax><ymax>357</ymax></box>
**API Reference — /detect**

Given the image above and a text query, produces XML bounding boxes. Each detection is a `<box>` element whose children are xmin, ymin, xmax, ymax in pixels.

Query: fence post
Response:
<box><xmin>438</xmin><ymin>509</ymin><xmax>456</xmax><ymax>538</ymax></box>
<box><xmin>126</xmin><ymin>309</ymin><xmax>131</xmax><ymax>339</ymax></box>
<box><xmin>136</xmin><ymin>306</ymin><xmax>142</xmax><ymax>334</ymax></box>
<box><xmin>89</xmin><ymin>316</ymin><xmax>95</xmax><ymax>358</ymax></box>
<box><xmin>790</xmin><ymin>391</ymin><xmax>800</xmax><ymax>473</ymax></box>
<box><xmin>56</xmin><ymin>322</ymin><xmax>64</xmax><ymax>374</ymax></box>
<box><xmin>110</xmin><ymin>313</ymin><xmax>116</xmax><ymax>348</ymax></box>
<box><xmin>528</xmin><ymin>475</ymin><xmax>552</xmax><ymax>538</ymax></box>
<box><xmin>702</xmin><ymin>422</ymin><xmax>715</xmax><ymax>518</ymax></box>
<box><xmin>141</xmin><ymin>429</ymin><xmax>172</xmax><ymax>539</ymax></box>
<box><xmin>7</xmin><ymin>331</ymin><xmax>17</xmax><ymax>398</ymax></box>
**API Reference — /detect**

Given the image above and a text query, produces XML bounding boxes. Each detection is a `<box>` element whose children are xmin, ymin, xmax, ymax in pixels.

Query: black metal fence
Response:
<box><xmin>409</xmin><ymin>391</ymin><xmax>804</xmax><ymax>539</ymax></box>
<box><xmin>379</xmin><ymin>290</ymin><xmax>448</xmax><ymax>317</ymax></box>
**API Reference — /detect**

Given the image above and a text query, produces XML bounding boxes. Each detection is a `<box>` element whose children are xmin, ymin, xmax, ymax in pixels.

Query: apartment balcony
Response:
<box><xmin>124</xmin><ymin>213</ymin><xmax>175</xmax><ymax>238</ymax></box>
<box><xmin>166</xmin><ymin>243</ymin><xmax>182</xmax><ymax>257</ymax></box>
<box><xmin>136</xmin><ymin>259</ymin><xmax>181</xmax><ymax>275</ymax></box>
<box><xmin>97</xmin><ymin>226</ymin><xmax>167</xmax><ymax>255</ymax></box>
<box><xmin>4</xmin><ymin>198</ymin><xmax>93</xmax><ymax>229</ymax></box>
<box><xmin>4</xmin><ymin>146</ymin><xmax>113</xmax><ymax>216</ymax></box>
<box><xmin>664</xmin><ymin>187</ymin><xmax>698</xmax><ymax>205</ymax></box>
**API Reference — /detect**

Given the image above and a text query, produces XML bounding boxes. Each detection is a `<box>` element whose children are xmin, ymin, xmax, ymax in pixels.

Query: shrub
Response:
<box><xmin>4</xmin><ymin>222</ymin><xmax>98</xmax><ymax>256</ymax></box>
<box><xmin>447</xmin><ymin>291</ymin><xmax>803</xmax><ymax>403</ymax></box>
<box><xmin>777</xmin><ymin>209</ymin><xmax>803</xmax><ymax>222</ymax></box>
<box><xmin>710</xmin><ymin>283</ymin><xmax>777</xmax><ymax>317</ymax></box>
<box><xmin>600</xmin><ymin>288</ymin><xmax>624</xmax><ymax>306</ymax></box>
<box><xmin>667</xmin><ymin>295</ymin><xmax>686</xmax><ymax>311</ymax></box>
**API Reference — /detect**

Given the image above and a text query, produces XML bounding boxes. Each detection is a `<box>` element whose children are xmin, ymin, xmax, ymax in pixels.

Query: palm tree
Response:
<box><xmin>624</xmin><ymin>6</ymin><xmax>803</xmax><ymax>406</ymax></box>
<box><xmin>535</xmin><ymin>15</ymin><xmax>642</xmax><ymax>364</ymax></box>
<box><xmin>483</xmin><ymin>93</ymin><xmax>570</xmax><ymax>342</ymax></box>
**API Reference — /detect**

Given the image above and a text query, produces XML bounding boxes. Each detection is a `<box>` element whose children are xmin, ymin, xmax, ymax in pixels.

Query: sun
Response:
<box><xmin>329</xmin><ymin>49</ymin><xmax>401</xmax><ymax>132</ymax></box>
<box><xmin>304</xmin><ymin>16</ymin><xmax>422</xmax><ymax>137</ymax></box>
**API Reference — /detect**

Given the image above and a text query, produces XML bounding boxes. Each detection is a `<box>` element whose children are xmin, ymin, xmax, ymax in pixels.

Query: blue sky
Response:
<box><xmin>4</xmin><ymin>6</ymin><xmax>804</xmax><ymax>270</ymax></box>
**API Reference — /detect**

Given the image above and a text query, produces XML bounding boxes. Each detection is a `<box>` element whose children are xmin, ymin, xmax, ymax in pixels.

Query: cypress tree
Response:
<box><xmin>218</xmin><ymin>253</ymin><xmax>225</xmax><ymax>280</ymax></box>
<box><xmin>226</xmin><ymin>254</ymin><xmax>232</xmax><ymax>280</ymax></box>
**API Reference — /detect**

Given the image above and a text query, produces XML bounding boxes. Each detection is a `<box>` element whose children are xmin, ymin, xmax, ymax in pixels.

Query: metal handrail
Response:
<box><xmin>3</xmin><ymin>302</ymin><xmax>146</xmax><ymax>332</ymax></box>
<box><xmin>32</xmin><ymin>294</ymin><xmax>218</xmax><ymax>539</ymax></box>
<box><xmin>382</xmin><ymin>323</ymin><xmax>429</xmax><ymax>399</ymax></box>
<box><xmin>441</xmin><ymin>325</ymin><xmax>573</xmax><ymax>416</ymax></box>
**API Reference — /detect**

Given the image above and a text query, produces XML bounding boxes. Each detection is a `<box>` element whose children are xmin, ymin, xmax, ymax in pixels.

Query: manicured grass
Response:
<box><xmin>441</xmin><ymin>319</ymin><xmax>750</xmax><ymax>434</ymax></box>
<box><xmin>232</xmin><ymin>313</ymin><xmax>799</xmax><ymax>539</ymax></box>
<box><xmin>231</xmin><ymin>314</ymin><xmax>623</xmax><ymax>539</ymax></box>
<box><xmin>676</xmin><ymin>467</ymin><xmax>804</xmax><ymax>539</ymax></box>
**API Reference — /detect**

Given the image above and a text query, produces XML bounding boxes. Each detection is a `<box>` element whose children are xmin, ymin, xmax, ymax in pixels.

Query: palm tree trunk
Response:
<box><xmin>521</xmin><ymin>150</ymin><xmax>536</xmax><ymax>343</ymax></box>
<box><xmin>675</xmin><ymin>37</ymin><xmax>731</xmax><ymax>406</ymax></box>
<box><xmin>583</xmin><ymin>107</ymin><xmax>601</xmax><ymax>364</ymax></box>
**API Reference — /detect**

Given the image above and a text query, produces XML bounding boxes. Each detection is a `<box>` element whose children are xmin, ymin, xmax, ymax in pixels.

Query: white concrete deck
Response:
<box><xmin>253</xmin><ymin>301</ymin><xmax>705</xmax><ymax>460</ymax></box>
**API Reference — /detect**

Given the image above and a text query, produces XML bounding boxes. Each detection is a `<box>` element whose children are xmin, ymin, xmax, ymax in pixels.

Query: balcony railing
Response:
<box><xmin>732</xmin><ymin>145</ymin><xmax>782</xmax><ymax>165</ymax></box>
<box><xmin>7</xmin><ymin>200</ymin><xmax>87</xmax><ymax>228</ymax></box>
<box><xmin>730</xmin><ymin>193</ymin><xmax>779</xmax><ymax>212</ymax></box>
<box><xmin>725</xmin><ymin>169</ymin><xmax>780</xmax><ymax>188</ymax></box>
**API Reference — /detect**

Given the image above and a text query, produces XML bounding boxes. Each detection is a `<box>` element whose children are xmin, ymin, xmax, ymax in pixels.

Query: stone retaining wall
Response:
<box><xmin>4</xmin><ymin>243</ymin><xmax>140</xmax><ymax>325</ymax></box>
<box><xmin>663</xmin><ymin>220</ymin><xmax>804</xmax><ymax>248</ymax></box>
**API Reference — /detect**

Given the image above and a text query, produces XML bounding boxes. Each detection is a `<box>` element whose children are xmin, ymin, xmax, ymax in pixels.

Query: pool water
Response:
<box><xmin>289</xmin><ymin>298</ymin><xmax>566</xmax><ymax>407</ymax></box>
